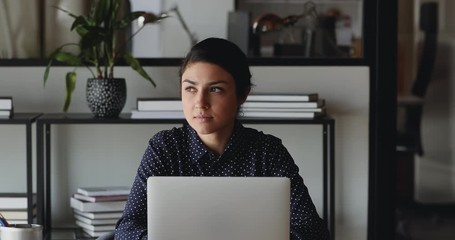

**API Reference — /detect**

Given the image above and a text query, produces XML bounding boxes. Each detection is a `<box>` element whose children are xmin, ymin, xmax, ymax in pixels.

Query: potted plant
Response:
<box><xmin>43</xmin><ymin>0</ymin><xmax>166</xmax><ymax>118</ymax></box>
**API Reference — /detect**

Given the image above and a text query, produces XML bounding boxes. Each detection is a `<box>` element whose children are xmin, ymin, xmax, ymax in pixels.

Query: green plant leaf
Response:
<box><xmin>123</xmin><ymin>52</ymin><xmax>156</xmax><ymax>87</ymax></box>
<box><xmin>94</xmin><ymin>0</ymin><xmax>110</xmax><ymax>25</ymax></box>
<box><xmin>54</xmin><ymin>52</ymin><xmax>82</xmax><ymax>66</ymax></box>
<box><xmin>80</xmin><ymin>30</ymin><xmax>104</xmax><ymax>51</ymax></box>
<box><xmin>43</xmin><ymin>59</ymin><xmax>53</xmax><ymax>86</ymax></box>
<box><xmin>44</xmin><ymin>45</ymin><xmax>77</xmax><ymax>85</ymax></box>
<box><xmin>71</xmin><ymin>16</ymin><xmax>89</xmax><ymax>31</ymax></box>
<box><xmin>52</xmin><ymin>6</ymin><xmax>78</xmax><ymax>19</ymax></box>
<box><xmin>64</xmin><ymin>72</ymin><xmax>77</xmax><ymax>112</ymax></box>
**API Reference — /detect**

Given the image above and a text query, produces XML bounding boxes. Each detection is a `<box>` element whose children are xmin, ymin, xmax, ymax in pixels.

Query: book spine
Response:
<box><xmin>137</xmin><ymin>101</ymin><xmax>182</xmax><ymax>111</ymax></box>
<box><xmin>243</xmin><ymin>100</ymin><xmax>322</xmax><ymax>108</ymax></box>
<box><xmin>70</xmin><ymin>198</ymin><xmax>126</xmax><ymax>212</ymax></box>
<box><xmin>247</xmin><ymin>94</ymin><xmax>318</xmax><ymax>102</ymax></box>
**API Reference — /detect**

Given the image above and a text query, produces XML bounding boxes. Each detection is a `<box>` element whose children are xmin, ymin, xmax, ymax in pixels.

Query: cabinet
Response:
<box><xmin>0</xmin><ymin>113</ymin><xmax>41</xmax><ymax>223</ymax></box>
<box><xmin>36</xmin><ymin>113</ymin><xmax>335</xmax><ymax>239</ymax></box>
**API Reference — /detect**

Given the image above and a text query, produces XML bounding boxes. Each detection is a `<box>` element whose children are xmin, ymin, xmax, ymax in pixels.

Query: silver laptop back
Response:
<box><xmin>147</xmin><ymin>176</ymin><xmax>290</xmax><ymax>240</ymax></box>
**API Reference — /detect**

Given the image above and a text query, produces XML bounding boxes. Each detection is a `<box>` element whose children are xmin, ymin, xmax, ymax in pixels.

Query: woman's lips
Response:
<box><xmin>194</xmin><ymin>114</ymin><xmax>212</xmax><ymax>121</ymax></box>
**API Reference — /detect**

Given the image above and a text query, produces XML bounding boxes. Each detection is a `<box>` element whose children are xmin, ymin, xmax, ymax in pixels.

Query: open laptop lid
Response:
<box><xmin>147</xmin><ymin>176</ymin><xmax>290</xmax><ymax>240</ymax></box>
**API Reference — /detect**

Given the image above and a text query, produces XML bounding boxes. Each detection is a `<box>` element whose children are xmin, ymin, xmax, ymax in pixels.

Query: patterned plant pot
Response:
<box><xmin>86</xmin><ymin>78</ymin><xmax>126</xmax><ymax>118</ymax></box>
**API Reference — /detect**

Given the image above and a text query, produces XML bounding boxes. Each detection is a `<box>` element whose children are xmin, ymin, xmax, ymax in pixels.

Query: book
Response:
<box><xmin>73</xmin><ymin>227</ymin><xmax>98</xmax><ymax>239</ymax></box>
<box><xmin>77</xmin><ymin>186</ymin><xmax>130</xmax><ymax>197</ymax></box>
<box><xmin>70</xmin><ymin>197</ymin><xmax>126</xmax><ymax>212</ymax></box>
<box><xmin>0</xmin><ymin>97</ymin><xmax>12</xmax><ymax>110</ymax></box>
<box><xmin>240</xmin><ymin>111</ymin><xmax>322</xmax><ymax>119</ymax></box>
<box><xmin>75</xmin><ymin>220</ymin><xmax>116</xmax><ymax>232</ymax></box>
<box><xmin>137</xmin><ymin>98</ymin><xmax>182</xmax><ymax>111</ymax></box>
<box><xmin>0</xmin><ymin>193</ymin><xmax>37</xmax><ymax>209</ymax></box>
<box><xmin>247</xmin><ymin>93</ymin><xmax>318</xmax><ymax>102</ymax></box>
<box><xmin>80</xmin><ymin>228</ymin><xmax>113</xmax><ymax>238</ymax></box>
<box><xmin>0</xmin><ymin>207</ymin><xmax>36</xmax><ymax>220</ymax></box>
<box><xmin>73</xmin><ymin>210</ymin><xmax>123</xmax><ymax>220</ymax></box>
<box><xmin>130</xmin><ymin>110</ymin><xmax>185</xmax><ymax>119</ymax></box>
<box><xmin>0</xmin><ymin>110</ymin><xmax>12</xmax><ymax>118</ymax></box>
<box><xmin>243</xmin><ymin>99</ymin><xmax>325</xmax><ymax>109</ymax></box>
<box><xmin>73</xmin><ymin>193</ymin><xmax>128</xmax><ymax>203</ymax></box>
<box><xmin>242</xmin><ymin>107</ymin><xmax>325</xmax><ymax>113</ymax></box>
<box><xmin>7</xmin><ymin>219</ymin><xmax>29</xmax><ymax>224</ymax></box>
<box><xmin>74</xmin><ymin>214</ymin><xmax>119</xmax><ymax>225</ymax></box>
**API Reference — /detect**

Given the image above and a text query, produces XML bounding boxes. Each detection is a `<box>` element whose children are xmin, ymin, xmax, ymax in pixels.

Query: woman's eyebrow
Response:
<box><xmin>207</xmin><ymin>80</ymin><xmax>228</xmax><ymax>86</ymax></box>
<box><xmin>182</xmin><ymin>79</ymin><xmax>196</xmax><ymax>85</ymax></box>
<box><xmin>182</xmin><ymin>80</ymin><xmax>228</xmax><ymax>86</ymax></box>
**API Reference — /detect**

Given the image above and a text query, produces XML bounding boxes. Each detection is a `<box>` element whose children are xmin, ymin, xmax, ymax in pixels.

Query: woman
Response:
<box><xmin>115</xmin><ymin>37</ymin><xmax>329</xmax><ymax>239</ymax></box>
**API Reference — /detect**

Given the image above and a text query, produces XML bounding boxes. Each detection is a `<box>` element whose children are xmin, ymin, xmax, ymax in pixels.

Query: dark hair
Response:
<box><xmin>179</xmin><ymin>37</ymin><xmax>252</xmax><ymax>99</ymax></box>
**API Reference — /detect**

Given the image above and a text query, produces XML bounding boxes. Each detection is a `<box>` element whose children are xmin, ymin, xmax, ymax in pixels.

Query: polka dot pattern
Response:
<box><xmin>86</xmin><ymin>78</ymin><xmax>126</xmax><ymax>118</ymax></box>
<box><xmin>115</xmin><ymin>121</ymin><xmax>329</xmax><ymax>239</ymax></box>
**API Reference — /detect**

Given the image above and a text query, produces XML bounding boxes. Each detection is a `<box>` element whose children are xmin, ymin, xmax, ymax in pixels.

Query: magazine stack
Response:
<box><xmin>241</xmin><ymin>93</ymin><xmax>326</xmax><ymax>119</ymax></box>
<box><xmin>70</xmin><ymin>186</ymin><xmax>130</xmax><ymax>237</ymax></box>
<box><xmin>0</xmin><ymin>97</ymin><xmax>13</xmax><ymax>118</ymax></box>
<box><xmin>131</xmin><ymin>98</ymin><xmax>184</xmax><ymax>119</ymax></box>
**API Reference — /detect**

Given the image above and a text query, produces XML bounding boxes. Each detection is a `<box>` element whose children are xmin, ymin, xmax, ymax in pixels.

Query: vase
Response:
<box><xmin>86</xmin><ymin>78</ymin><xmax>126</xmax><ymax>118</ymax></box>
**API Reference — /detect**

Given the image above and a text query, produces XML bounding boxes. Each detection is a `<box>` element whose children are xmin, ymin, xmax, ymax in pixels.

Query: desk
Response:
<box><xmin>0</xmin><ymin>113</ymin><xmax>41</xmax><ymax>223</ymax></box>
<box><xmin>36</xmin><ymin>113</ymin><xmax>335</xmax><ymax>239</ymax></box>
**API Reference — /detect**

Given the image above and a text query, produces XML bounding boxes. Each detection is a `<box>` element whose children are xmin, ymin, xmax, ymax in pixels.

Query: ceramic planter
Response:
<box><xmin>86</xmin><ymin>78</ymin><xmax>126</xmax><ymax>118</ymax></box>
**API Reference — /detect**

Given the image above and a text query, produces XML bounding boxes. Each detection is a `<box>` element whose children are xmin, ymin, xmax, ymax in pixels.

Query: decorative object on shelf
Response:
<box><xmin>251</xmin><ymin>1</ymin><xmax>348</xmax><ymax>58</ymax></box>
<box><xmin>252</xmin><ymin>1</ymin><xmax>318</xmax><ymax>57</ymax></box>
<box><xmin>86</xmin><ymin>78</ymin><xmax>126</xmax><ymax>118</ymax></box>
<box><xmin>42</xmin><ymin>0</ymin><xmax>167</xmax><ymax>117</ymax></box>
<box><xmin>165</xmin><ymin>5</ymin><xmax>198</xmax><ymax>47</ymax></box>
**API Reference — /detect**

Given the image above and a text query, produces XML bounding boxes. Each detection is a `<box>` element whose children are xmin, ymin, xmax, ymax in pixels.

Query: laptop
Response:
<box><xmin>147</xmin><ymin>176</ymin><xmax>290</xmax><ymax>240</ymax></box>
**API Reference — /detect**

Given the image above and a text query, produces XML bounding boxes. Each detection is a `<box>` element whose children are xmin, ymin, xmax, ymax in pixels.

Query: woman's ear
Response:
<box><xmin>239</xmin><ymin>87</ymin><xmax>251</xmax><ymax>105</ymax></box>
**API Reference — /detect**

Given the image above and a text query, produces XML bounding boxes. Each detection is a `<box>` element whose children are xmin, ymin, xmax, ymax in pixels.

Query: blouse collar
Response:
<box><xmin>187</xmin><ymin>120</ymin><xmax>244</xmax><ymax>163</ymax></box>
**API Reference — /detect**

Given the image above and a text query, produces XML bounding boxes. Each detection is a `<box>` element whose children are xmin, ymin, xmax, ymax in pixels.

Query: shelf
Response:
<box><xmin>0</xmin><ymin>112</ymin><xmax>42</xmax><ymax>224</ymax></box>
<box><xmin>36</xmin><ymin>113</ymin><xmax>335</xmax><ymax>239</ymax></box>
<box><xmin>0</xmin><ymin>113</ymin><xmax>42</xmax><ymax>124</ymax></box>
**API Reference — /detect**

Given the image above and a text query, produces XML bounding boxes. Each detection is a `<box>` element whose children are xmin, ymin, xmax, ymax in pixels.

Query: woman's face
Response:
<box><xmin>181</xmin><ymin>62</ymin><xmax>242</xmax><ymax>141</ymax></box>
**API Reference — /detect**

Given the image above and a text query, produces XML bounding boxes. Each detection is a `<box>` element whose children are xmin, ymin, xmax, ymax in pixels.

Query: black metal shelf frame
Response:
<box><xmin>36</xmin><ymin>113</ymin><xmax>335</xmax><ymax>239</ymax></box>
<box><xmin>0</xmin><ymin>113</ymin><xmax>42</xmax><ymax>223</ymax></box>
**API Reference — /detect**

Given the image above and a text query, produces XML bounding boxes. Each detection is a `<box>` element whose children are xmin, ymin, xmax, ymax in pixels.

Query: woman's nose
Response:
<box><xmin>195</xmin><ymin>91</ymin><xmax>209</xmax><ymax>109</ymax></box>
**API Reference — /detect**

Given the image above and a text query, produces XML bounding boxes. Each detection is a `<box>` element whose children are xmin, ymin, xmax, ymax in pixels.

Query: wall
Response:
<box><xmin>0</xmin><ymin>65</ymin><xmax>369</xmax><ymax>239</ymax></box>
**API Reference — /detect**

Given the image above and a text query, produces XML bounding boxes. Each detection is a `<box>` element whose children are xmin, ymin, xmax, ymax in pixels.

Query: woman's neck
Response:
<box><xmin>198</xmin><ymin>123</ymin><xmax>235</xmax><ymax>156</ymax></box>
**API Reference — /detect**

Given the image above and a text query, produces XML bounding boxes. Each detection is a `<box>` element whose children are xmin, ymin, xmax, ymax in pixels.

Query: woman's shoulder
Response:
<box><xmin>241</xmin><ymin>125</ymin><xmax>283</xmax><ymax>144</ymax></box>
<box><xmin>149</xmin><ymin>125</ymin><xmax>190</xmax><ymax>145</ymax></box>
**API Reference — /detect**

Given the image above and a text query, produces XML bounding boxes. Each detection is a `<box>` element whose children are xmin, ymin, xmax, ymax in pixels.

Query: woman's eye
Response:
<box><xmin>185</xmin><ymin>87</ymin><xmax>196</xmax><ymax>92</ymax></box>
<box><xmin>210</xmin><ymin>87</ymin><xmax>222</xmax><ymax>92</ymax></box>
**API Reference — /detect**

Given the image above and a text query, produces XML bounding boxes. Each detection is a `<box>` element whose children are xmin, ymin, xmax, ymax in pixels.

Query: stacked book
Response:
<box><xmin>241</xmin><ymin>93</ymin><xmax>326</xmax><ymax>119</ymax></box>
<box><xmin>0</xmin><ymin>193</ymin><xmax>37</xmax><ymax>224</ymax></box>
<box><xmin>131</xmin><ymin>98</ymin><xmax>184</xmax><ymax>119</ymax></box>
<box><xmin>0</xmin><ymin>97</ymin><xmax>13</xmax><ymax>118</ymax></box>
<box><xmin>70</xmin><ymin>186</ymin><xmax>130</xmax><ymax>237</ymax></box>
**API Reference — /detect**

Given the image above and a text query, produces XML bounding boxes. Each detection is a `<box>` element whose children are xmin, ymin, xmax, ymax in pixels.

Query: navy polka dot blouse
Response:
<box><xmin>115</xmin><ymin>121</ymin><xmax>329</xmax><ymax>239</ymax></box>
